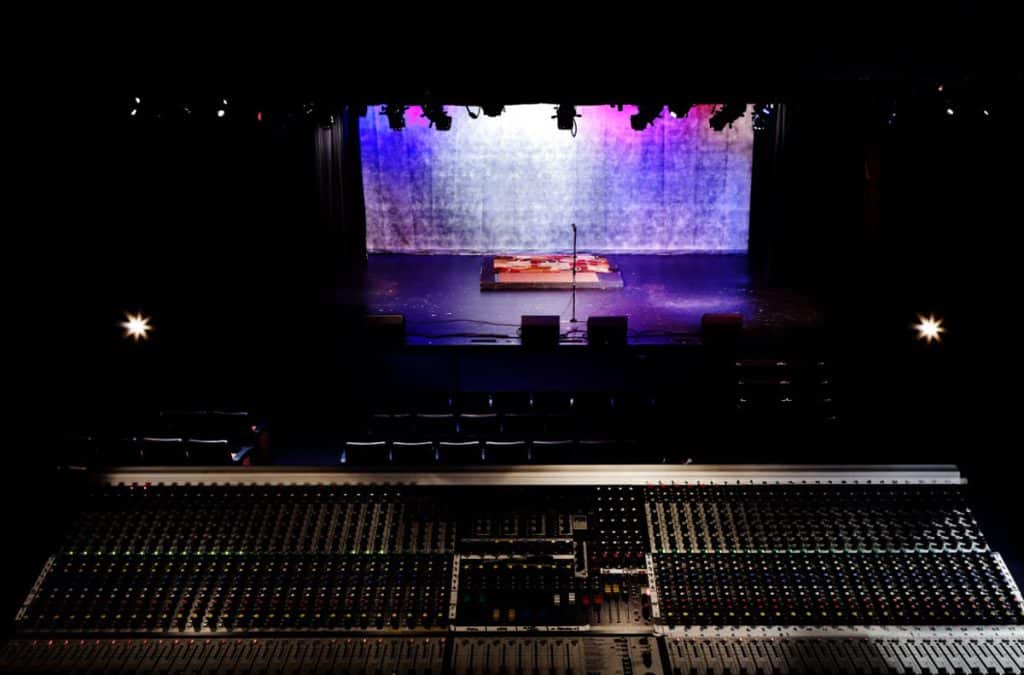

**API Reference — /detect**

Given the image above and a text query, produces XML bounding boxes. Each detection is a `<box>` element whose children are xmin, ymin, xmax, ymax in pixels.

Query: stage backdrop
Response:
<box><xmin>360</xmin><ymin>104</ymin><xmax>753</xmax><ymax>254</ymax></box>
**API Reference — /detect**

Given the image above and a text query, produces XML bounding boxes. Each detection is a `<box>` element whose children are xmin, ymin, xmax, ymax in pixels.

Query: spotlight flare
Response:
<box><xmin>122</xmin><ymin>312</ymin><xmax>153</xmax><ymax>342</ymax></box>
<box><xmin>914</xmin><ymin>314</ymin><xmax>945</xmax><ymax>344</ymax></box>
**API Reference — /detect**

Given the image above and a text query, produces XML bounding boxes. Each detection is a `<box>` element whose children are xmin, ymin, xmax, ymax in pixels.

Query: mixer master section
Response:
<box><xmin>5</xmin><ymin>468</ymin><xmax>1024</xmax><ymax>672</ymax></box>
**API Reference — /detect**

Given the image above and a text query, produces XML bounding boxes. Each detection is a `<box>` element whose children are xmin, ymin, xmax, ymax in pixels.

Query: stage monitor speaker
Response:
<box><xmin>521</xmin><ymin>315</ymin><xmax>560</xmax><ymax>349</ymax></box>
<box><xmin>587</xmin><ymin>316</ymin><xmax>628</xmax><ymax>348</ymax></box>
<box><xmin>701</xmin><ymin>313</ymin><xmax>742</xmax><ymax>343</ymax></box>
<box><xmin>366</xmin><ymin>314</ymin><xmax>406</xmax><ymax>347</ymax></box>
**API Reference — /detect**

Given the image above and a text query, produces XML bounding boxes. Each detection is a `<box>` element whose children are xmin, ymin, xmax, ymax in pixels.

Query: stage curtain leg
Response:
<box><xmin>315</xmin><ymin>107</ymin><xmax>367</xmax><ymax>267</ymax></box>
<box><xmin>748</xmin><ymin>102</ymin><xmax>789</xmax><ymax>287</ymax></box>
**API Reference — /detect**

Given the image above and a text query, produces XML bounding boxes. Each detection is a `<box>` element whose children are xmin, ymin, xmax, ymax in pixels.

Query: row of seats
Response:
<box><xmin>342</xmin><ymin>438</ymin><xmax>656</xmax><ymax>465</ymax></box>
<box><xmin>341</xmin><ymin>377</ymin><xmax>837</xmax><ymax>464</ymax></box>
<box><xmin>732</xmin><ymin>359</ymin><xmax>837</xmax><ymax>421</ymax></box>
<box><xmin>64</xmin><ymin>372</ymin><xmax>836</xmax><ymax>467</ymax></box>
<box><xmin>67</xmin><ymin>410</ymin><xmax>267</xmax><ymax>466</ymax></box>
<box><xmin>367</xmin><ymin>391</ymin><xmax>666</xmax><ymax>415</ymax></box>
<box><xmin>368</xmin><ymin>380</ymin><xmax>835</xmax><ymax>420</ymax></box>
<box><xmin>361</xmin><ymin>411</ymin><xmax>665</xmax><ymax>442</ymax></box>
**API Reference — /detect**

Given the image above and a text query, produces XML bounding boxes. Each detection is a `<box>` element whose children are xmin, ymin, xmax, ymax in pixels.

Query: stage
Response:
<box><xmin>359</xmin><ymin>254</ymin><xmax>820</xmax><ymax>345</ymax></box>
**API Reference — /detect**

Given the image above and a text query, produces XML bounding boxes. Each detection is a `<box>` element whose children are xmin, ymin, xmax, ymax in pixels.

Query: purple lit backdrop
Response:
<box><xmin>360</xmin><ymin>105</ymin><xmax>753</xmax><ymax>254</ymax></box>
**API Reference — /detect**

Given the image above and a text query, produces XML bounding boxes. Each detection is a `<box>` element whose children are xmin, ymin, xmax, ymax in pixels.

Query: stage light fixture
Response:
<box><xmin>630</xmin><ymin>104</ymin><xmax>663</xmax><ymax>131</ymax></box>
<box><xmin>709</xmin><ymin>102</ymin><xmax>747</xmax><ymax>131</ymax></box>
<box><xmin>216</xmin><ymin>98</ymin><xmax>228</xmax><ymax>118</ymax></box>
<box><xmin>130</xmin><ymin>96</ymin><xmax>141</xmax><ymax>117</ymax></box>
<box><xmin>554</xmin><ymin>105</ymin><xmax>580</xmax><ymax>135</ymax></box>
<box><xmin>668</xmin><ymin>103</ymin><xmax>692</xmax><ymax>119</ymax></box>
<box><xmin>481</xmin><ymin>104</ymin><xmax>505</xmax><ymax>117</ymax></box>
<box><xmin>381</xmin><ymin>104</ymin><xmax>407</xmax><ymax>130</ymax></box>
<box><xmin>946</xmin><ymin>107</ymin><xmax>955</xmax><ymax>116</ymax></box>
<box><xmin>914</xmin><ymin>314</ymin><xmax>945</xmax><ymax>344</ymax></box>
<box><xmin>422</xmin><ymin>104</ymin><xmax>452</xmax><ymax>131</ymax></box>
<box><xmin>121</xmin><ymin>311</ymin><xmax>153</xmax><ymax>342</ymax></box>
<box><xmin>752</xmin><ymin>103</ymin><xmax>774</xmax><ymax>132</ymax></box>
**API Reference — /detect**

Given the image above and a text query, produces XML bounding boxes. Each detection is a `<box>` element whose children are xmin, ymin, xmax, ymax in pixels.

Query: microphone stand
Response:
<box><xmin>570</xmin><ymin>223</ymin><xmax>578</xmax><ymax>323</ymax></box>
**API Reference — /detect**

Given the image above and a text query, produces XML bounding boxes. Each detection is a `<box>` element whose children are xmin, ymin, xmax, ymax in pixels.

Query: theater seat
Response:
<box><xmin>370</xmin><ymin>413</ymin><xmax>414</xmax><ymax>439</ymax></box>
<box><xmin>543</xmin><ymin>413</ymin><xmax>576</xmax><ymax>438</ymax></box>
<box><xmin>492</xmin><ymin>392</ymin><xmax>532</xmax><ymax>413</ymax></box>
<box><xmin>458</xmin><ymin>412</ymin><xmax>500</xmax><ymax>438</ymax></box>
<box><xmin>484</xmin><ymin>440</ymin><xmax>529</xmax><ymax>464</ymax></box>
<box><xmin>500</xmin><ymin>411</ymin><xmax>544</xmax><ymax>439</ymax></box>
<box><xmin>438</xmin><ymin>440</ymin><xmax>483</xmax><ymax>464</ymax></box>
<box><xmin>531</xmin><ymin>439</ymin><xmax>574</xmax><ymax>463</ymax></box>
<box><xmin>391</xmin><ymin>440</ymin><xmax>436</xmax><ymax>465</ymax></box>
<box><xmin>578</xmin><ymin>439</ymin><xmax>621</xmax><ymax>463</ymax></box>
<box><xmin>454</xmin><ymin>392</ymin><xmax>493</xmax><ymax>413</ymax></box>
<box><xmin>185</xmin><ymin>438</ymin><xmax>233</xmax><ymax>464</ymax></box>
<box><xmin>533</xmin><ymin>391</ymin><xmax>573</xmax><ymax>413</ymax></box>
<box><xmin>412</xmin><ymin>392</ymin><xmax>453</xmax><ymax>415</ymax></box>
<box><xmin>416</xmin><ymin>413</ymin><xmax>457</xmax><ymax>440</ymax></box>
<box><xmin>343</xmin><ymin>440</ymin><xmax>389</xmax><ymax>465</ymax></box>
<box><xmin>140</xmin><ymin>437</ymin><xmax>186</xmax><ymax>464</ymax></box>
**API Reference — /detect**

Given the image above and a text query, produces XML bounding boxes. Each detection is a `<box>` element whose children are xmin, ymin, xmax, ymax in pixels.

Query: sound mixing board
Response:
<box><xmin>3</xmin><ymin>465</ymin><xmax>1024</xmax><ymax>673</ymax></box>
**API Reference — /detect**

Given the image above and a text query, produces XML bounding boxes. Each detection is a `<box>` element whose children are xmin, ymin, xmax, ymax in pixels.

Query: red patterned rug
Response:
<box><xmin>480</xmin><ymin>255</ymin><xmax>624</xmax><ymax>290</ymax></box>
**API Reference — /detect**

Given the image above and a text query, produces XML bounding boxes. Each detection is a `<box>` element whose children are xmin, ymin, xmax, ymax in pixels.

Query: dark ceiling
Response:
<box><xmin>102</xmin><ymin>6</ymin><xmax>1018</xmax><ymax>105</ymax></box>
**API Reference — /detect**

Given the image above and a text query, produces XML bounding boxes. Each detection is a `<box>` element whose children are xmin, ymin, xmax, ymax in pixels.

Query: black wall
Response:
<box><xmin>41</xmin><ymin>107</ymin><xmax>349</xmax><ymax>428</ymax></box>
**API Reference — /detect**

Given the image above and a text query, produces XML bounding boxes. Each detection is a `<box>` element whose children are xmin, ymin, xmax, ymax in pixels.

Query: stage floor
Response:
<box><xmin>359</xmin><ymin>254</ymin><xmax>820</xmax><ymax>344</ymax></box>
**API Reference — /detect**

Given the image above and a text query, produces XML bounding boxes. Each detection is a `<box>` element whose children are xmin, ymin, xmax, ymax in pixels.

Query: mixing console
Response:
<box><xmin>4</xmin><ymin>465</ymin><xmax>1024</xmax><ymax>673</ymax></box>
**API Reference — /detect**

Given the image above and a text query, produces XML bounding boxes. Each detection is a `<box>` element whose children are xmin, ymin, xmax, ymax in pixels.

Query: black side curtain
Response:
<box><xmin>748</xmin><ymin>103</ymin><xmax>790</xmax><ymax>286</ymax></box>
<box><xmin>315</xmin><ymin>107</ymin><xmax>367</xmax><ymax>266</ymax></box>
<box><xmin>748</xmin><ymin>101</ymin><xmax>872</xmax><ymax>292</ymax></box>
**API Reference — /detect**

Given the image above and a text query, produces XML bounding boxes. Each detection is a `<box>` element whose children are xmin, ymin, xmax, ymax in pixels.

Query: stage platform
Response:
<box><xmin>360</xmin><ymin>254</ymin><xmax>820</xmax><ymax>345</ymax></box>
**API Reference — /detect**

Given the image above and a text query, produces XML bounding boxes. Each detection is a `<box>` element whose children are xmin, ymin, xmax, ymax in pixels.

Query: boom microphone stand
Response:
<box><xmin>570</xmin><ymin>223</ymin><xmax>578</xmax><ymax>324</ymax></box>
